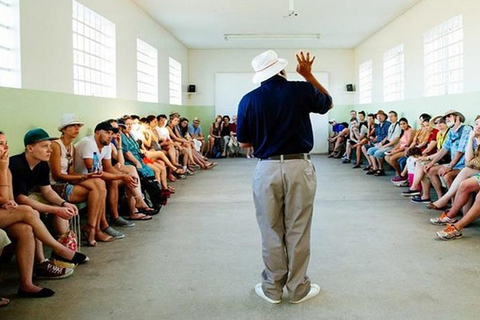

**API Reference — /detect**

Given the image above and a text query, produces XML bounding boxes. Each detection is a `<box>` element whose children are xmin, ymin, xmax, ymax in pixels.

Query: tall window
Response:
<box><xmin>72</xmin><ymin>0</ymin><xmax>116</xmax><ymax>97</ymax></box>
<box><xmin>169</xmin><ymin>57</ymin><xmax>182</xmax><ymax>105</ymax></box>
<box><xmin>424</xmin><ymin>15</ymin><xmax>463</xmax><ymax>97</ymax></box>
<box><xmin>0</xmin><ymin>0</ymin><xmax>21</xmax><ymax>88</ymax></box>
<box><xmin>137</xmin><ymin>39</ymin><xmax>158</xmax><ymax>103</ymax></box>
<box><xmin>383</xmin><ymin>44</ymin><xmax>404</xmax><ymax>102</ymax></box>
<box><xmin>359</xmin><ymin>60</ymin><xmax>373</xmax><ymax>104</ymax></box>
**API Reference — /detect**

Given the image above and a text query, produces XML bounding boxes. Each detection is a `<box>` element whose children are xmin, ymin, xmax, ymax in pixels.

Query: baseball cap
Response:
<box><xmin>24</xmin><ymin>128</ymin><xmax>58</xmax><ymax>147</ymax></box>
<box><xmin>95</xmin><ymin>121</ymin><xmax>119</xmax><ymax>133</ymax></box>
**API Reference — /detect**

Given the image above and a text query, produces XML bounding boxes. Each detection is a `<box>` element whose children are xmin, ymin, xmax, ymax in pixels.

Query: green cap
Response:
<box><xmin>24</xmin><ymin>128</ymin><xmax>58</xmax><ymax>147</ymax></box>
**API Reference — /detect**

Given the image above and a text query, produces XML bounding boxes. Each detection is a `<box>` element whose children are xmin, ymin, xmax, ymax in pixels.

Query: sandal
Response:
<box><xmin>81</xmin><ymin>224</ymin><xmax>97</xmax><ymax>247</ymax></box>
<box><xmin>0</xmin><ymin>297</ymin><xmax>10</xmax><ymax>308</ymax></box>
<box><xmin>426</xmin><ymin>202</ymin><xmax>447</xmax><ymax>211</ymax></box>
<box><xmin>95</xmin><ymin>230</ymin><xmax>114</xmax><ymax>242</ymax></box>
<box><xmin>172</xmin><ymin>167</ymin><xmax>185</xmax><ymax>175</ymax></box>
<box><xmin>128</xmin><ymin>213</ymin><xmax>153</xmax><ymax>220</ymax></box>
<box><xmin>136</xmin><ymin>206</ymin><xmax>157</xmax><ymax>214</ymax></box>
<box><xmin>167</xmin><ymin>174</ymin><xmax>177</xmax><ymax>182</ymax></box>
<box><xmin>167</xmin><ymin>186</ymin><xmax>176</xmax><ymax>193</ymax></box>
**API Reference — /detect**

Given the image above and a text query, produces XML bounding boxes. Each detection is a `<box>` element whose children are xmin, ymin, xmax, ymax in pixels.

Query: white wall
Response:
<box><xmin>353</xmin><ymin>0</ymin><xmax>480</xmax><ymax>105</ymax></box>
<box><xmin>188</xmin><ymin>49</ymin><xmax>354</xmax><ymax>108</ymax></box>
<box><xmin>19</xmin><ymin>0</ymin><xmax>188</xmax><ymax>104</ymax></box>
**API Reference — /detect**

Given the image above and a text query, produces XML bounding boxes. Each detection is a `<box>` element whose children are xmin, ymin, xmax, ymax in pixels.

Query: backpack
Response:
<box><xmin>139</xmin><ymin>175</ymin><xmax>166</xmax><ymax>212</ymax></box>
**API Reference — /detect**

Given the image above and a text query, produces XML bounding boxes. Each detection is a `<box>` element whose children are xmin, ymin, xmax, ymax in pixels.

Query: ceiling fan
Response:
<box><xmin>284</xmin><ymin>0</ymin><xmax>298</xmax><ymax>18</ymax></box>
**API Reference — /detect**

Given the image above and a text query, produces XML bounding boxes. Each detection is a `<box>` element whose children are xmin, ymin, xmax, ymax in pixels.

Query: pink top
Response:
<box><xmin>399</xmin><ymin>128</ymin><xmax>412</xmax><ymax>148</ymax></box>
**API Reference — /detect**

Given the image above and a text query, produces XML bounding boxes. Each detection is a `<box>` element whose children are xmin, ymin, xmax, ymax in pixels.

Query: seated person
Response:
<box><xmin>189</xmin><ymin>117</ymin><xmax>205</xmax><ymax>154</ymax></box>
<box><xmin>402</xmin><ymin>115</ymin><xmax>449</xmax><ymax>197</ymax></box>
<box><xmin>109</xmin><ymin>119</ymin><xmax>158</xmax><ymax>215</ymax></box>
<box><xmin>178</xmin><ymin>118</ymin><xmax>216</xmax><ymax>169</ymax></box>
<box><xmin>227</xmin><ymin>115</ymin><xmax>240</xmax><ymax>157</ymax></box>
<box><xmin>155</xmin><ymin>114</ymin><xmax>184</xmax><ymax>172</ymax></box>
<box><xmin>366</xmin><ymin>110</ymin><xmax>400</xmax><ymax>176</ymax></box>
<box><xmin>343</xmin><ymin>118</ymin><xmax>367</xmax><ymax>164</ymax></box>
<box><xmin>399</xmin><ymin>147</ymin><xmax>423</xmax><ymax>189</ymax></box>
<box><xmin>220</xmin><ymin>115</ymin><xmax>231</xmax><ymax>157</ymax></box>
<box><xmin>357</xmin><ymin>113</ymin><xmax>376</xmax><ymax>169</ymax></box>
<box><xmin>120</xmin><ymin>117</ymin><xmax>174</xmax><ymax>195</ymax></box>
<box><xmin>427</xmin><ymin>115</ymin><xmax>480</xmax><ymax>210</ymax></box>
<box><xmin>363</xmin><ymin>111</ymin><xmax>390</xmax><ymax>170</ymax></box>
<box><xmin>433</xmin><ymin>173</ymin><xmax>480</xmax><ymax>240</ymax></box>
<box><xmin>414</xmin><ymin>110</ymin><xmax>472</xmax><ymax>204</ymax></box>
<box><xmin>386</xmin><ymin>117</ymin><xmax>415</xmax><ymax>182</ymax></box>
<box><xmin>2</xmin><ymin>130</ymin><xmax>88</xmax><ymax>296</ymax></box>
<box><xmin>49</xmin><ymin>114</ymin><xmax>107</xmax><ymax>246</ymax></box>
<box><xmin>207</xmin><ymin>115</ymin><xmax>222</xmax><ymax>157</ymax></box>
<box><xmin>1</xmin><ymin>228</ymin><xmax>11</xmax><ymax>305</ymax></box>
<box><xmin>328</xmin><ymin>122</ymin><xmax>349</xmax><ymax>159</ymax></box>
<box><xmin>75</xmin><ymin>121</ymin><xmax>139</xmax><ymax>239</ymax></box>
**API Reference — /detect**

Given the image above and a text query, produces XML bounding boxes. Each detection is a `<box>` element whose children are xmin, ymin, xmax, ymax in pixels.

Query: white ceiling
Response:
<box><xmin>131</xmin><ymin>0</ymin><xmax>423</xmax><ymax>49</ymax></box>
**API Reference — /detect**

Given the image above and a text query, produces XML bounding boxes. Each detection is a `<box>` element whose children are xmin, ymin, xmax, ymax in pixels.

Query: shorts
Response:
<box><xmin>367</xmin><ymin>146</ymin><xmax>393</xmax><ymax>159</ymax></box>
<box><xmin>0</xmin><ymin>229</ymin><xmax>11</xmax><ymax>250</ymax></box>
<box><xmin>51</xmin><ymin>183</ymin><xmax>75</xmax><ymax>201</ymax></box>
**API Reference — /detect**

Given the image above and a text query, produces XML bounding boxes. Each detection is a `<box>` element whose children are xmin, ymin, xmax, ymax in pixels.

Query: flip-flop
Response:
<box><xmin>128</xmin><ymin>213</ymin><xmax>153</xmax><ymax>220</ymax></box>
<box><xmin>426</xmin><ymin>203</ymin><xmax>447</xmax><ymax>211</ymax></box>
<box><xmin>0</xmin><ymin>297</ymin><xmax>11</xmax><ymax>308</ymax></box>
<box><xmin>137</xmin><ymin>207</ymin><xmax>157</xmax><ymax>214</ymax></box>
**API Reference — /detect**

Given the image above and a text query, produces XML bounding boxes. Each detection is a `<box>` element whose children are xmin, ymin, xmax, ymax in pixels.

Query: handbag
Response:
<box><xmin>58</xmin><ymin>230</ymin><xmax>77</xmax><ymax>252</ymax></box>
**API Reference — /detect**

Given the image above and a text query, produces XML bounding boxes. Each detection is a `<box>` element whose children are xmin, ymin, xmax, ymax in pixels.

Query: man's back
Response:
<box><xmin>237</xmin><ymin>75</ymin><xmax>331</xmax><ymax>159</ymax></box>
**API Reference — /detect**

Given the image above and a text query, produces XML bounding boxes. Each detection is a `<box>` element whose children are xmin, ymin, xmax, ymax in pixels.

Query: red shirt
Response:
<box><xmin>426</xmin><ymin>128</ymin><xmax>439</xmax><ymax>155</ymax></box>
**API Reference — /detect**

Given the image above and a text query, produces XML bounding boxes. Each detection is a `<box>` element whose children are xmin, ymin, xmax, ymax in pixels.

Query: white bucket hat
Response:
<box><xmin>58</xmin><ymin>113</ymin><xmax>84</xmax><ymax>131</ymax></box>
<box><xmin>251</xmin><ymin>50</ymin><xmax>288</xmax><ymax>84</ymax></box>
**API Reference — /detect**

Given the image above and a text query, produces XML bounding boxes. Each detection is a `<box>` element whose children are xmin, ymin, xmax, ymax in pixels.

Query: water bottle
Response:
<box><xmin>92</xmin><ymin>151</ymin><xmax>101</xmax><ymax>173</ymax></box>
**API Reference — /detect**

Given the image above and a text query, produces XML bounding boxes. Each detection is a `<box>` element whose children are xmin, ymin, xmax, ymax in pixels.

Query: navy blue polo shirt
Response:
<box><xmin>237</xmin><ymin>75</ymin><xmax>332</xmax><ymax>159</ymax></box>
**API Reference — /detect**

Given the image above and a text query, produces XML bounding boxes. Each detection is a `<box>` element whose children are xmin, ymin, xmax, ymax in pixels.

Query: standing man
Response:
<box><xmin>237</xmin><ymin>50</ymin><xmax>333</xmax><ymax>304</ymax></box>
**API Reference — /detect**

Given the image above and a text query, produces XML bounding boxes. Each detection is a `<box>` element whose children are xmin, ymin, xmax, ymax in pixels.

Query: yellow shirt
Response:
<box><xmin>436</xmin><ymin>130</ymin><xmax>448</xmax><ymax>150</ymax></box>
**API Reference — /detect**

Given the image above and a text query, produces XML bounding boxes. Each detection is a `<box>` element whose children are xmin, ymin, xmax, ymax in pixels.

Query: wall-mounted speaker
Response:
<box><xmin>346</xmin><ymin>84</ymin><xmax>355</xmax><ymax>92</ymax></box>
<box><xmin>188</xmin><ymin>85</ymin><xmax>196</xmax><ymax>93</ymax></box>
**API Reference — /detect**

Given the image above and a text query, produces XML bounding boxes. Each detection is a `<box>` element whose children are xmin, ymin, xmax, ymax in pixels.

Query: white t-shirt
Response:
<box><xmin>406</xmin><ymin>156</ymin><xmax>417</xmax><ymax>174</ymax></box>
<box><xmin>155</xmin><ymin>125</ymin><xmax>170</xmax><ymax>141</ymax></box>
<box><xmin>74</xmin><ymin>136</ymin><xmax>111</xmax><ymax>174</ymax></box>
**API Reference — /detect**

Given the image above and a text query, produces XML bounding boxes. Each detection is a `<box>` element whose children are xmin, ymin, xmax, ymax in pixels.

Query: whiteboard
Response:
<box><xmin>214</xmin><ymin>72</ymin><xmax>330</xmax><ymax>154</ymax></box>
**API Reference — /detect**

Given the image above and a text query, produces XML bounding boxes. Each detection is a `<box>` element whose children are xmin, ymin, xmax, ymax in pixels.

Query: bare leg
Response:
<box><xmin>106</xmin><ymin>180</ymin><xmax>121</xmax><ymax>220</ymax></box>
<box><xmin>447</xmin><ymin>178</ymin><xmax>480</xmax><ymax>219</ymax></box>
<box><xmin>454</xmin><ymin>192</ymin><xmax>480</xmax><ymax>230</ymax></box>
<box><xmin>6</xmin><ymin>223</ymin><xmax>44</xmax><ymax>293</ymax></box>
<box><xmin>0</xmin><ymin>207</ymin><xmax>77</xmax><ymax>260</ymax></box>
<box><xmin>427</xmin><ymin>165</ymin><xmax>444</xmax><ymax>199</ymax></box>
<box><xmin>434</xmin><ymin>169</ymin><xmax>475</xmax><ymax>207</ymax></box>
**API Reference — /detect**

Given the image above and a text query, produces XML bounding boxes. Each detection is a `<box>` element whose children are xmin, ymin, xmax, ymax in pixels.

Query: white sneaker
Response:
<box><xmin>254</xmin><ymin>283</ymin><xmax>281</xmax><ymax>304</ymax></box>
<box><xmin>290</xmin><ymin>284</ymin><xmax>320</xmax><ymax>304</ymax></box>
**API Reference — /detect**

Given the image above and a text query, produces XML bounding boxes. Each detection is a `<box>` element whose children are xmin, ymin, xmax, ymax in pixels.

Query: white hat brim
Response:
<box><xmin>58</xmin><ymin>122</ymin><xmax>84</xmax><ymax>131</ymax></box>
<box><xmin>252</xmin><ymin>58</ymin><xmax>288</xmax><ymax>84</ymax></box>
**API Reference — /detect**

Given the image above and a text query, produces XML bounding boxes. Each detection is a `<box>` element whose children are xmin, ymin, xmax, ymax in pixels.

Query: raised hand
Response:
<box><xmin>296</xmin><ymin>51</ymin><xmax>315</xmax><ymax>79</ymax></box>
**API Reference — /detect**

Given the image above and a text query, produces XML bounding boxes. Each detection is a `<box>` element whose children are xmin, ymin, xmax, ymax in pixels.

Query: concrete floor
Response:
<box><xmin>2</xmin><ymin>156</ymin><xmax>480</xmax><ymax>319</ymax></box>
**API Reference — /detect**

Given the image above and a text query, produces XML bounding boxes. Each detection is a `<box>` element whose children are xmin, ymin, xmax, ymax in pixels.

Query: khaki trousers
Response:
<box><xmin>253</xmin><ymin>158</ymin><xmax>317</xmax><ymax>301</ymax></box>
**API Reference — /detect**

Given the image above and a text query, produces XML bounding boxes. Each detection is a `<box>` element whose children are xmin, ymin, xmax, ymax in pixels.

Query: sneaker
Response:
<box><xmin>396</xmin><ymin>180</ymin><xmax>409</xmax><ymax>187</ymax></box>
<box><xmin>254</xmin><ymin>283</ymin><xmax>281</xmax><ymax>304</ymax></box>
<box><xmin>436</xmin><ymin>224</ymin><xmax>462</xmax><ymax>240</ymax></box>
<box><xmin>402</xmin><ymin>189</ymin><xmax>421</xmax><ymax>197</ymax></box>
<box><xmin>50</xmin><ymin>251</ymin><xmax>89</xmax><ymax>265</ymax></box>
<box><xmin>35</xmin><ymin>260</ymin><xmax>74</xmax><ymax>280</ymax></box>
<box><xmin>290</xmin><ymin>284</ymin><xmax>321</xmax><ymax>304</ymax></box>
<box><xmin>411</xmin><ymin>196</ymin><xmax>431</xmax><ymax>204</ymax></box>
<box><xmin>112</xmin><ymin>216</ymin><xmax>135</xmax><ymax>228</ymax></box>
<box><xmin>103</xmin><ymin>226</ymin><xmax>125</xmax><ymax>239</ymax></box>
<box><xmin>391</xmin><ymin>175</ymin><xmax>407</xmax><ymax>183</ymax></box>
<box><xmin>430</xmin><ymin>212</ymin><xmax>458</xmax><ymax>226</ymax></box>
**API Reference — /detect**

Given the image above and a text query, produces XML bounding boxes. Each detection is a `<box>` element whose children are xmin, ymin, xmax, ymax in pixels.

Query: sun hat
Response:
<box><xmin>24</xmin><ymin>128</ymin><xmax>58</xmax><ymax>147</ymax></box>
<box><xmin>58</xmin><ymin>114</ymin><xmax>84</xmax><ymax>131</ymax></box>
<box><xmin>430</xmin><ymin>115</ymin><xmax>446</xmax><ymax>126</ymax></box>
<box><xmin>375</xmin><ymin>110</ymin><xmax>387</xmax><ymax>118</ymax></box>
<box><xmin>251</xmin><ymin>50</ymin><xmax>288</xmax><ymax>84</ymax></box>
<box><xmin>328</xmin><ymin>119</ymin><xmax>336</xmax><ymax>124</ymax></box>
<box><xmin>193</xmin><ymin>117</ymin><xmax>201</xmax><ymax>123</ymax></box>
<box><xmin>443</xmin><ymin>110</ymin><xmax>466</xmax><ymax>123</ymax></box>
